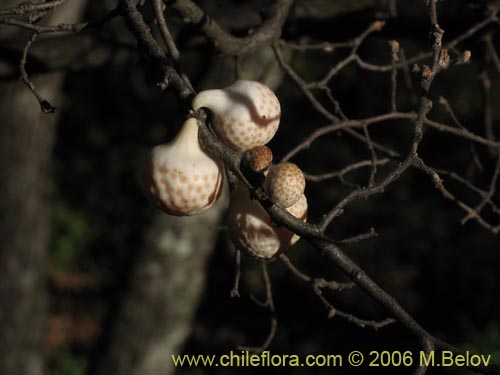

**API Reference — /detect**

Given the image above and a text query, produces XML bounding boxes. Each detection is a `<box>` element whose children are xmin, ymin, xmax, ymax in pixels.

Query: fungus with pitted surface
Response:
<box><xmin>264</xmin><ymin>162</ymin><xmax>305</xmax><ymax>209</ymax></box>
<box><xmin>226</xmin><ymin>183</ymin><xmax>308</xmax><ymax>259</ymax></box>
<box><xmin>192</xmin><ymin>80</ymin><xmax>281</xmax><ymax>152</ymax></box>
<box><xmin>143</xmin><ymin>117</ymin><xmax>224</xmax><ymax>216</ymax></box>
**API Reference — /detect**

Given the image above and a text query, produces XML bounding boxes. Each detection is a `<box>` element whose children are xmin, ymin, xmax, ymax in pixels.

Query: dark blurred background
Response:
<box><xmin>1</xmin><ymin>0</ymin><xmax>499</xmax><ymax>374</ymax></box>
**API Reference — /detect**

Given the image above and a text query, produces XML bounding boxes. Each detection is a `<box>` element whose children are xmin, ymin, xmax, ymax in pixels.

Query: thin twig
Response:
<box><xmin>389</xmin><ymin>40</ymin><xmax>399</xmax><ymax>112</ymax></box>
<box><xmin>414</xmin><ymin>158</ymin><xmax>500</xmax><ymax>234</ymax></box>
<box><xmin>279</xmin><ymin>254</ymin><xmax>393</xmax><ymax>329</ymax></box>
<box><xmin>281</xmin><ymin>112</ymin><xmax>413</xmax><ymax>163</ymax></box>
<box><xmin>321</xmin><ymin>21</ymin><xmax>385</xmax><ymax>85</ymax></box>
<box><xmin>439</xmin><ymin>96</ymin><xmax>484</xmax><ymax>171</ymax></box>
<box><xmin>313</xmin><ymin>283</ymin><xmax>395</xmax><ymax>329</ymax></box>
<box><xmin>230</xmin><ymin>249</ymin><xmax>241</xmax><ymax>298</ymax></box>
<box><xmin>461</xmin><ymin>151</ymin><xmax>500</xmax><ymax>225</ymax></box>
<box><xmin>319</xmin><ymin>98</ymin><xmax>433</xmax><ymax>231</ymax></box>
<box><xmin>151</xmin><ymin>0</ymin><xmax>180</xmax><ymax>61</ymax></box>
<box><xmin>323</xmin><ymin>85</ymin><xmax>348</xmax><ymax>121</ymax></box>
<box><xmin>0</xmin><ymin>5</ymin><xmax>120</xmax><ymax>33</ymax></box>
<box><xmin>351</xmin><ymin>9</ymin><xmax>499</xmax><ymax>74</ymax></box>
<box><xmin>239</xmin><ymin>261</ymin><xmax>278</xmax><ymax>352</ymax></box>
<box><xmin>362</xmin><ymin>125</ymin><xmax>378</xmax><ymax>187</ymax></box>
<box><xmin>19</xmin><ymin>31</ymin><xmax>56</xmax><ymax>113</ymax></box>
<box><xmin>478</xmin><ymin>60</ymin><xmax>495</xmax><ymax>145</ymax></box>
<box><xmin>304</xmin><ymin>159</ymin><xmax>390</xmax><ymax>183</ymax></box>
<box><xmin>279</xmin><ymin>254</ymin><xmax>355</xmax><ymax>291</ymax></box>
<box><xmin>484</xmin><ymin>33</ymin><xmax>500</xmax><ymax>73</ymax></box>
<box><xmin>338</xmin><ymin>228</ymin><xmax>378</xmax><ymax>245</ymax></box>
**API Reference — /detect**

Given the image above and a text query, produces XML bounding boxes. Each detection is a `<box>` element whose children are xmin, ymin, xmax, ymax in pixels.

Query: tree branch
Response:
<box><xmin>164</xmin><ymin>0</ymin><xmax>294</xmax><ymax>56</ymax></box>
<box><xmin>120</xmin><ymin>0</ymin><xmax>193</xmax><ymax>99</ymax></box>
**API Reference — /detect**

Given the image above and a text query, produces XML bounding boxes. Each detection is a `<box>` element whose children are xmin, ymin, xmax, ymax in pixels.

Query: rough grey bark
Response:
<box><xmin>0</xmin><ymin>2</ymin><xmax>86</xmax><ymax>375</ymax></box>
<box><xmin>0</xmin><ymin>73</ymin><xmax>56</xmax><ymax>375</ymax></box>
<box><xmin>95</xmin><ymin>195</ymin><xmax>228</xmax><ymax>375</ymax></box>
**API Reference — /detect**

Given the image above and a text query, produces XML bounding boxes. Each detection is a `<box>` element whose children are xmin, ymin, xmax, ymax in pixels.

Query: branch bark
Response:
<box><xmin>164</xmin><ymin>0</ymin><xmax>293</xmax><ymax>56</ymax></box>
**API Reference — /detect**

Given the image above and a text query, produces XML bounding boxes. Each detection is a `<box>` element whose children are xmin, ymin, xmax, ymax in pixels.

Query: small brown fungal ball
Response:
<box><xmin>245</xmin><ymin>145</ymin><xmax>273</xmax><ymax>172</ymax></box>
<box><xmin>263</xmin><ymin>162</ymin><xmax>306</xmax><ymax>209</ymax></box>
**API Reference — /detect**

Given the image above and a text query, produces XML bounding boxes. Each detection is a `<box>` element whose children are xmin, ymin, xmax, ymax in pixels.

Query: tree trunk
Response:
<box><xmin>0</xmin><ymin>2</ymin><xmax>86</xmax><ymax>375</ymax></box>
<box><xmin>95</xmin><ymin>198</ymin><xmax>228</xmax><ymax>375</ymax></box>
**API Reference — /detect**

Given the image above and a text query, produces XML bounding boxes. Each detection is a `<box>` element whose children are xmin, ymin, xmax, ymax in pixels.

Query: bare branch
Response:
<box><xmin>425</xmin><ymin>118</ymin><xmax>499</xmax><ymax>149</ymax></box>
<box><xmin>321</xmin><ymin>21</ymin><xmax>385</xmax><ymax>85</ymax></box>
<box><xmin>279</xmin><ymin>254</ymin><xmax>355</xmax><ymax>292</ymax></box>
<box><xmin>279</xmin><ymin>254</ymin><xmax>393</xmax><ymax>329</ymax></box>
<box><xmin>151</xmin><ymin>0</ymin><xmax>180</xmax><ymax>61</ymax></box>
<box><xmin>313</xmin><ymin>283</ymin><xmax>395</xmax><ymax>330</ymax></box>
<box><xmin>164</xmin><ymin>0</ymin><xmax>294</xmax><ymax>56</ymax></box>
<box><xmin>0</xmin><ymin>0</ymin><xmax>69</xmax><ymax>17</ymax></box>
<box><xmin>461</xmin><ymin>152</ymin><xmax>500</xmax><ymax>225</ymax></box>
<box><xmin>19</xmin><ymin>31</ymin><xmax>56</xmax><ymax>114</ymax></box>
<box><xmin>281</xmin><ymin>112</ymin><xmax>412</xmax><ymax>163</ymax></box>
<box><xmin>414</xmin><ymin>158</ymin><xmax>500</xmax><ymax>235</ymax></box>
<box><xmin>338</xmin><ymin>228</ymin><xmax>378</xmax><ymax>245</ymax></box>
<box><xmin>0</xmin><ymin>5</ymin><xmax>120</xmax><ymax>33</ymax></box>
<box><xmin>304</xmin><ymin>159</ymin><xmax>390</xmax><ymax>183</ymax></box>
<box><xmin>352</xmin><ymin>9</ymin><xmax>499</xmax><ymax>74</ymax></box>
<box><xmin>120</xmin><ymin>0</ymin><xmax>193</xmax><ymax>99</ymax></box>
<box><xmin>274</xmin><ymin>41</ymin><xmax>402</xmax><ymax>160</ymax></box>
<box><xmin>362</xmin><ymin>125</ymin><xmax>378</xmax><ymax>187</ymax></box>
<box><xmin>389</xmin><ymin>40</ymin><xmax>399</xmax><ymax>112</ymax></box>
<box><xmin>319</xmin><ymin>98</ymin><xmax>433</xmax><ymax>231</ymax></box>
<box><xmin>230</xmin><ymin>249</ymin><xmax>241</xmax><ymax>298</ymax></box>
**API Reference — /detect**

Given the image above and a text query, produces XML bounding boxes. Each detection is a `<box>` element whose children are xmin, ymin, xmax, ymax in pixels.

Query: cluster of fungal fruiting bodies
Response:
<box><xmin>143</xmin><ymin>80</ymin><xmax>307</xmax><ymax>259</ymax></box>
